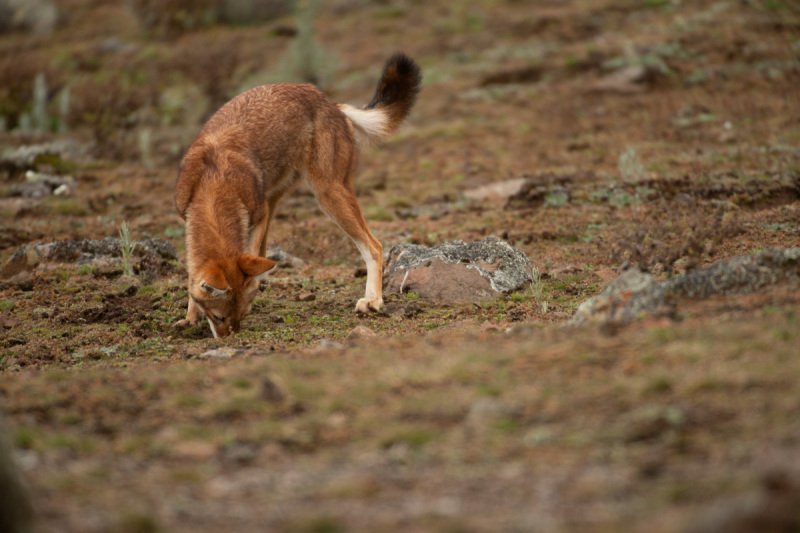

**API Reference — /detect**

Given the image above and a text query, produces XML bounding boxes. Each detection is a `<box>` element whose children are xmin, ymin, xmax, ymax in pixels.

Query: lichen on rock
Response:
<box><xmin>0</xmin><ymin>237</ymin><xmax>178</xmax><ymax>279</ymax></box>
<box><xmin>383</xmin><ymin>236</ymin><xmax>533</xmax><ymax>303</ymax></box>
<box><xmin>571</xmin><ymin>247</ymin><xmax>800</xmax><ymax>326</ymax></box>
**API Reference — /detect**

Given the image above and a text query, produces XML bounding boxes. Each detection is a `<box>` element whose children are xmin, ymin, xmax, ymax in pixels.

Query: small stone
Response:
<box><xmin>266</xmin><ymin>246</ymin><xmax>305</xmax><ymax>268</ymax></box>
<box><xmin>12</xmin><ymin>449</ymin><xmax>39</xmax><ymax>472</ymax></box>
<box><xmin>296</xmin><ymin>292</ymin><xmax>316</xmax><ymax>302</ymax></box>
<box><xmin>173</xmin><ymin>440</ymin><xmax>216</xmax><ymax>460</ymax></box>
<box><xmin>31</xmin><ymin>307</ymin><xmax>54</xmax><ymax>319</ymax></box>
<box><xmin>198</xmin><ymin>347</ymin><xmax>241</xmax><ymax>359</ymax></box>
<box><xmin>315</xmin><ymin>338</ymin><xmax>344</xmax><ymax>351</ymax></box>
<box><xmin>480</xmin><ymin>321</ymin><xmax>502</xmax><ymax>332</ymax></box>
<box><xmin>465</xmin><ymin>398</ymin><xmax>511</xmax><ymax>434</ymax></box>
<box><xmin>10</xmin><ymin>171</ymin><xmax>77</xmax><ymax>198</ymax></box>
<box><xmin>10</xmin><ymin>273</ymin><xmax>34</xmax><ymax>291</ymax></box>
<box><xmin>386</xmin><ymin>442</ymin><xmax>410</xmax><ymax>463</ymax></box>
<box><xmin>1</xmin><ymin>317</ymin><xmax>19</xmax><ymax>329</ymax></box>
<box><xmin>321</xmin><ymin>412</ymin><xmax>350</xmax><ymax>443</ymax></box>
<box><xmin>523</xmin><ymin>427</ymin><xmax>555</xmax><ymax>447</ymax></box>
<box><xmin>549</xmin><ymin>264</ymin><xmax>581</xmax><ymax>278</ymax></box>
<box><xmin>221</xmin><ymin>442</ymin><xmax>258</xmax><ymax>465</ymax></box>
<box><xmin>347</xmin><ymin>325</ymin><xmax>377</xmax><ymax>340</ymax></box>
<box><xmin>592</xmin><ymin>64</ymin><xmax>648</xmax><ymax>93</ymax></box>
<box><xmin>115</xmin><ymin>275</ymin><xmax>141</xmax><ymax>293</ymax></box>
<box><xmin>464</xmin><ymin>178</ymin><xmax>527</xmax><ymax>202</ymax></box>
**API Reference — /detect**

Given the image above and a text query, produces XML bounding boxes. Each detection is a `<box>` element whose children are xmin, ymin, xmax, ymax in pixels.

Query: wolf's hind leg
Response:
<box><xmin>312</xmin><ymin>181</ymin><xmax>383</xmax><ymax>313</ymax></box>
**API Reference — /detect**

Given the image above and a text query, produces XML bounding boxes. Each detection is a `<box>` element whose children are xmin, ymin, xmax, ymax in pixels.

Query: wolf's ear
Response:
<box><xmin>197</xmin><ymin>264</ymin><xmax>230</xmax><ymax>299</ymax></box>
<box><xmin>238</xmin><ymin>255</ymin><xmax>277</xmax><ymax>280</ymax></box>
<box><xmin>200</xmin><ymin>282</ymin><xmax>230</xmax><ymax>299</ymax></box>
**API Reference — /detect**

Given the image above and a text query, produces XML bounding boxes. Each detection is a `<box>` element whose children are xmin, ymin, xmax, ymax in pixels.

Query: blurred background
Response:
<box><xmin>1</xmin><ymin>0</ymin><xmax>796</xmax><ymax>268</ymax></box>
<box><xmin>2</xmin><ymin>0</ymin><xmax>795</xmax><ymax>168</ymax></box>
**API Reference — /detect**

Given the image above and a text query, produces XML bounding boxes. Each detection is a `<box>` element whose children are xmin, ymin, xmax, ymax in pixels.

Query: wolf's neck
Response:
<box><xmin>185</xmin><ymin>183</ymin><xmax>249</xmax><ymax>272</ymax></box>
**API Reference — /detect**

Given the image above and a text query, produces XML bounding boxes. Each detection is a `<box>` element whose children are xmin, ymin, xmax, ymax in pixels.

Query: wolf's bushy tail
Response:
<box><xmin>338</xmin><ymin>53</ymin><xmax>421</xmax><ymax>143</ymax></box>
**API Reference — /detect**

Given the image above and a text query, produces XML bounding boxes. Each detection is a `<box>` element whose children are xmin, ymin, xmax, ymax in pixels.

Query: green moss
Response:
<box><xmin>113</xmin><ymin>511</ymin><xmax>161</xmax><ymax>533</ymax></box>
<box><xmin>14</xmin><ymin>427</ymin><xmax>35</xmax><ymax>449</ymax></box>
<box><xmin>509</xmin><ymin>292</ymin><xmax>527</xmax><ymax>303</ymax></box>
<box><xmin>285</xmin><ymin>516</ymin><xmax>345</xmax><ymax>533</ymax></box>
<box><xmin>33</xmin><ymin>153</ymin><xmax>79</xmax><ymax>174</ymax></box>
<box><xmin>77</xmin><ymin>264</ymin><xmax>95</xmax><ymax>276</ymax></box>
<box><xmin>365</xmin><ymin>206</ymin><xmax>394</xmax><ymax>222</ymax></box>
<box><xmin>644</xmin><ymin>376</ymin><xmax>673</xmax><ymax>394</ymax></box>
<box><xmin>47</xmin><ymin>198</ymin><xmax>88</xmax><ymax>216</ymax></box>
<box><xmin>213</xmin><ymin>393</ymin><xmax>268</xmax><ymax>419</ymax></box>
<box><xmin>403</xmin><ymin>291</ymin><xmax>421</xmax><ymax>301</ymax></box>
<box><xmin>164</xmin><ymin>225</ymin><xmax>184</xmax><ymax>239</ymax></box>
<box><xmin>382</xmin><ymin>426</ymin><xmax>436</xmax><ymax>449</ymax></box>
<box><xmin>477</xmin><ymin>384</ymin><xmax>502</xmax><ymax>397</ymax></box>
<box><xmin>232</xmin><ymin>377</ymin><xmax>252</xmax><ymax>389</ymax></box>
<box><xmin>47</xmin><ymin>433</ymin><xmax>96</xmax><ymax>454</ymax></box>
<box><xmin>494</xmin><ymin>417</ymin><xmax>519</xmax><ymax>434</ymax></box>
<box><xmin>175</xmin><ymin>394</ymin><xmax>204</xmax><ymax>408</ymax></box>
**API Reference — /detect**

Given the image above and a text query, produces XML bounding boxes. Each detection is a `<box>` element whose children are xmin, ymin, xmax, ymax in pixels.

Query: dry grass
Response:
<box><xmin>2</xmin><ymin>308</ymin><xmax>799</xmax><ymax>530</ymax></box>
<box><xmin>611</xmin><ymin>196</ymin><xmax>743</xmax><ymax>275</ymax></box>
<box><xmin>128</xmin><ymin>0</ymin><xmax>290</xmax><ymax>37</ymax></box>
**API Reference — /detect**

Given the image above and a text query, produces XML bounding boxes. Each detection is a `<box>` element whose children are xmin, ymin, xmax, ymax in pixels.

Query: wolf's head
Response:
<box><xmin>190</xmin><ymin>255</ymin><xmax>276</xmax><ymax>337</ymax></box>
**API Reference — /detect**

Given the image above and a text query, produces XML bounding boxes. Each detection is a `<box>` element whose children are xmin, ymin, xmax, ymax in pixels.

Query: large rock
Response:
<box><xmin>572</xmin><ymin>248</ymin><xmax>800</xmax><ymax>325</ymax></box>
<box><xmin>383</xmin><ymin>237</ymin><xmax>532</xmax><ymax>303</ymax></box>
<box><xmin>570</xmin><ymin>269</ymin><xmax>666</xmax><ymax>326</ymax></box>
<box><xmin>0</xmin><ymin>140</ymin><xmax>86</xmax><ymax>172</ymax></box>
<box><xmin>666</xmin><ymin>248</ymin><xmax>800</xmax><ymax>298</ymax></box>
<box><xmin>0</xmin><ymin>237</ymin><xmax>177</xmax><ymax>279</ymax></box>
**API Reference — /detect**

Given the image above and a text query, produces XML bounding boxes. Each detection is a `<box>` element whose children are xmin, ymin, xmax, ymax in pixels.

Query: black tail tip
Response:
<box><xmin>366</xmin><ymin>52</ymin><xmax>422</xmax><ymax>111</ymax></box>
<box><xmin>386</xmin><ymin>52</ymin><xmax>422</xmax><ymax>84</ymax></box>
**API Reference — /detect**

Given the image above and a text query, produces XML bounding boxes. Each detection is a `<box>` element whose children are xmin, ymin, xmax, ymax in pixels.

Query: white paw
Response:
<box><xmin>173</xmin><ymin>318</ymin><xmax>199</xmax><ymax>329</ymax></box>
<box><xmin>355</xmin><ymin>297</ymin><xmax>384</xmax><ymax>314</ymax></box>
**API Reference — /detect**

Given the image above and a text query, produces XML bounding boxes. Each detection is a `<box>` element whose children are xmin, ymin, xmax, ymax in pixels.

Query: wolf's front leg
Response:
<box><xmin>174</xmin><ymin>293</ymin><xmax>204</xmax><ymax>328</ymax></box>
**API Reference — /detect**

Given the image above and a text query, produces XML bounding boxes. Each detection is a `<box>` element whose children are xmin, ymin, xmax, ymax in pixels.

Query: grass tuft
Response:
<box><xmin>119</xmin><ymin>222</ymin><xmax>135</xmax><ymax>277</ymax></box>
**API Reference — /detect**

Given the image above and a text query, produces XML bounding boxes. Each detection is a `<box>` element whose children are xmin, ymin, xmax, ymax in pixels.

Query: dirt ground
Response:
<box><xmin>1</xmin><ymin>0</ymin><xmax>799</xmax><ymax>531</ymax></box>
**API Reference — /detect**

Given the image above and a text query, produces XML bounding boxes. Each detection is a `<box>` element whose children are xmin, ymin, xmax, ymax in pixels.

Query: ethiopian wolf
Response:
<box><xmin>174</xmin><ymin>53</ymin><xmax>421</xmax><ymax>337</ymax></box>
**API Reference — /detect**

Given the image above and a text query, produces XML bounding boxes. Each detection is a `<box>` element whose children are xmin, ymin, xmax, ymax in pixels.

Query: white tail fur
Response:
<box><xmin>338</xmin><ymin>104</ymin><xmax>390</xmax><ymax>143</ymax></box>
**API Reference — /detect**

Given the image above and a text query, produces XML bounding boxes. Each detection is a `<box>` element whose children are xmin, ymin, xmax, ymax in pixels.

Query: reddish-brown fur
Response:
<box><xmin>175</xmin><ymin>54</ymin><xmax>421</xmax><ymax>337</ymax></box>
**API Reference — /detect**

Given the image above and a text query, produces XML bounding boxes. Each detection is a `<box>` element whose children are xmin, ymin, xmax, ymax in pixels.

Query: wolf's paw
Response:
<box><xmin>355</xmin><ymin>297</ymin><xmax>384</xmax><ymax>314</ymax></box>
<box><xmin>173</xmin><ymin>318</ymin><xmax>199</xmax><ymax>329</ymax></box>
